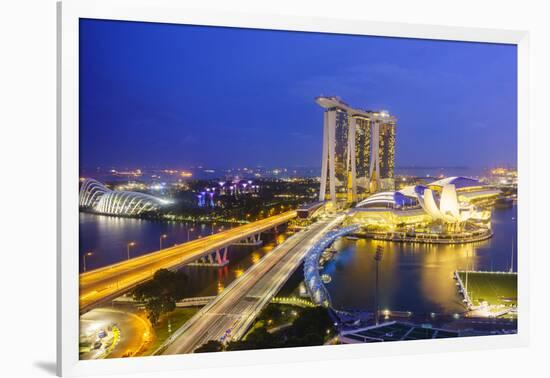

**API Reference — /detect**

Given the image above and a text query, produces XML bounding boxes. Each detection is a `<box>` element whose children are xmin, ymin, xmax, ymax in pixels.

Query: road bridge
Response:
<box><xmin>79</xmin><ymin>211</ymin><xmax>297</xmax><ymax>313</ymax></box>
<box><xmin>156</xmin><ymin>215</ymin><xmax>344</xmax><ymax>355</ymax></box>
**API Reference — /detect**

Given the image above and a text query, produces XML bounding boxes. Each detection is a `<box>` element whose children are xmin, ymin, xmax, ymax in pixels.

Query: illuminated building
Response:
<box><xmin>354</xmin><ymin>115</ymin><xmax>371</xmax><ymax>190</ymax></box>
<box><xmin>79</xmin><ymin>178</ymin><xmax>171</xmax><ymax>216</ymax></box>
<box><xmin>486</xmin><ymin>167</ymin><xmax>518</xmax><ymax>187</ymax></box>
<box><xmin>347</xmin><ymin>177</ymin><xmax>500</xmax><ymax>234</ymax></box>
<box><xmin>374</xmin><ymin>112</ymin><xmax>396</xmax><ymax>191</ymax></box>
<box><xmin>79</xmin><ymin>178</ymin><xmax>109</xmax><ymax>208</ymax></box>
<box><xmin>317</xmin><ymin>96</ymin><xmax>397</xmax><ymax>204</ymax></box>
<box><xmin>426</xmin><ymin>176</ymin><xmax>501</xmax><ymax>207</ymax></box>
<box><xmin>334</xmin><ymin>108</ymin><xmax>349</xmax><ymax>192</ymax></box>
<box><xmin>350</xmin><ymin>190</ymin><xmax>432</xmax><ymax>228</ymax></box>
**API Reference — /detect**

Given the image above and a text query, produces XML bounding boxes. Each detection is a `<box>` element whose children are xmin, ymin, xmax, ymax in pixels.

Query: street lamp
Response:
<box><xmin>83</xmin><ymin>251</ymin><xmax>93</xmax><ymax>272</ymax></box>
<box><xmin>160</xmin><ymin>234</ymin><xmax>167</xmax><ymax>250</ymax></box>
<box><xmin>127</xmin><ymin>242</ymin><xmax>136</xmax><ymax>260</ymax></box>
<box><xmin>374</xmin><ymin>245</ymin><xmax>384</xmax><ymax>325</ymax></box>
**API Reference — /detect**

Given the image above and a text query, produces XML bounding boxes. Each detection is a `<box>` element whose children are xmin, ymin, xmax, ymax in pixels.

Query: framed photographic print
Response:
<box><xmin>57</xmin><ymin>0</ymin><xmax>529</xmax><ymax>376</ymax></box>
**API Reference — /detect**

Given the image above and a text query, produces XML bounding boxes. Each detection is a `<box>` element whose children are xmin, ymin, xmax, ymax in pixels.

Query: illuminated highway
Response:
<box><xmin>79</xmin><ymin>211</ymin><xmax>297</xmax><ymax>313</ymax></box>
<box><xmin>157</xmin><ymin>215</ymin><xmax>343</xmax><ymax>355</ymax></box>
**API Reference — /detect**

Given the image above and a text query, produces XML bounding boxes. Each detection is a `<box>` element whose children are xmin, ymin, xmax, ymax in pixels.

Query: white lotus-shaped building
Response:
<box><xmin>353</xmin><ymin>176</ymin><xmax>498</xmax><ymax>225</ymax></box>
<box><xmin>414</xmin><ymin>184</ymin><xmax>471</xmax><ymax>223</ymax></box>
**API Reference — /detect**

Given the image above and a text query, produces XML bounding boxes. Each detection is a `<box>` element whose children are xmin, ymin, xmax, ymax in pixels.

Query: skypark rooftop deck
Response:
<box><xmin>315</xmin><ymin>96</ymin><xmax>395</xmax><ymax>121</ymax></box>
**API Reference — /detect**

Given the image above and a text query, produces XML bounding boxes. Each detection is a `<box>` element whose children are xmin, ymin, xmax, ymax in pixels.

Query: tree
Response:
<box><xmin>258</xmin><ymin>304</ymin><xmax>282</xmax><ymax>323</ymax></box>
<box><xmin>142</xmin><ymin>297</ymin><xmax>175</xmax><ymax>325</ymax></box>
<box><xmin>132</xmin><ymin>269</ymin><xmax>188</xmax><ymax>325</ymax></box>
<box><xmin>225</xmin><ymin>340</ymin><xmax>256</xmax><ymax>351</ymax></box>
<box><xmin>226</xmin><ymin>327</ymin><xmax>278</xmax><ymax>351</ymax></box>
<box><xmin>194</xmin><ymin>340</ymin><xmax>224</xmax><ymax>353</ymax></box>
<box><xmin>288</xmin><ymin>307</ymin><xmax>334</xmax><ymax>341</ymax></box>
<box><xmin>245</xmin><ymin>327</ymin><xmax>277</xmax><ymax>349</ymax></box>
<box><xmin>222</xmin><ymin>307</ymin><xmax>336</xmax><ymax>352</ymax></box>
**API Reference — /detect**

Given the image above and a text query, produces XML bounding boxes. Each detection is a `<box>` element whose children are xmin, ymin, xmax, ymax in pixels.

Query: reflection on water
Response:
<box><xmin>79</xmin><ymin>213</ymin><xmax>223</xmax><ymax>271</ymax></box>
<box><xmin>323</xmin><ymin>205</ymin><xmax>517</xmax><ymax>314</ymax></box>
<box><xmin>80</xmin><ymin>205</ymin><xmax>516</xmax><ymax>314</ymax></box>
<box><xmin>79</xmin><ymin>212</ymin><xmax>289</xmax><ymax>298</ymax></box>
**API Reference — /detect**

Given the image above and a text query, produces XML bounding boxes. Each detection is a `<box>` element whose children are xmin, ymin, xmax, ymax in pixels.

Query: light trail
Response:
<box><xmin>158</xmin><ymin>215</ymin><xmax>344</xmax><ymax>355</ymax></box>
<box><xmin>79</xmin><ymin>211</ymin><xmax>297</xmax><ymax>313</ymax></box>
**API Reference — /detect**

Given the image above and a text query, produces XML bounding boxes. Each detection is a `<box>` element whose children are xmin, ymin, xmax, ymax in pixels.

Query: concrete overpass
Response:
<box><xmin>156</xmin><ymin>215</ymin><xmax>344</xmax><ymax>355</ymax></box>
<box><xmin>79</xmin><ymin>211</ymin><xmax>297</xmax><ymax>313</ymax></box>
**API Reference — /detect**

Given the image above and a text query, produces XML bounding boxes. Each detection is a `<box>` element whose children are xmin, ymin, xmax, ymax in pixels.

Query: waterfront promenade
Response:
<box><xmin>354</xmin><ymin>228</ymin><xmax>493</xmax><ymax>244</ymax></box>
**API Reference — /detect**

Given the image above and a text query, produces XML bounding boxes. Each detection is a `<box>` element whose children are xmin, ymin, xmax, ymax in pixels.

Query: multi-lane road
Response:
<box><xmin>79</xmin><ymin>211</ymin><xmax>297</xmax><ymax>313</ymax></box>
<box><xmin>158</xmin><ymin>215</ymin><xmax>343</xmax><ymax>355</ymax></box>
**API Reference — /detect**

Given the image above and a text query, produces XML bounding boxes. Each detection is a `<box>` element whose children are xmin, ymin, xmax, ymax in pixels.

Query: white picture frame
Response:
<box><xmin>57</xmin><ymin>0</ymin><xmax>530</xmax><ymax>376</ymax></box>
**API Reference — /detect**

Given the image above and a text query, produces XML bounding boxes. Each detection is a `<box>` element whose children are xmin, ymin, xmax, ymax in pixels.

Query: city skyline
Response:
<box><xmin>77</xmin><ymin>19</ymin><xmax>519</xmax><ymax>358</ymax></box>
<box><xmin>80</xmin><ymin>19</ymin><xmax>517</xmax><ymax>170</ymax></box>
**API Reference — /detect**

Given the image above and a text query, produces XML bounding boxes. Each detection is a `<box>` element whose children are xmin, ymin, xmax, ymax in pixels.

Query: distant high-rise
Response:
<box><xmin>317</xmin><ymin>96</ymin><xmax>396</xmax><ymax>204</ymax></box>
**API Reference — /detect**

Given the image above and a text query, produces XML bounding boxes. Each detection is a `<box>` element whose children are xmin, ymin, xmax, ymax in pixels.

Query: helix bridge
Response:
<box><xmin>303</xmin><ymin>224</ymin><xmax>361</xmax><ymax>307</ymax></box>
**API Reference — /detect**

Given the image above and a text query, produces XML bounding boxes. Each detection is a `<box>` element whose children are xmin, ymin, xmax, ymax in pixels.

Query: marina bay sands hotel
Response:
<box><xmin>316</xmin><ymin>96</ymin><xmax>396</xmax><ymax>204</ymax></box>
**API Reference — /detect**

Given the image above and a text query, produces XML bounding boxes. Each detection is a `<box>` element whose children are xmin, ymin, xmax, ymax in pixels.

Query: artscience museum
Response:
<box><xmin>345</xmin><ymin>176</ymin><xmax>500</xmax><ymax>242</ymax></box>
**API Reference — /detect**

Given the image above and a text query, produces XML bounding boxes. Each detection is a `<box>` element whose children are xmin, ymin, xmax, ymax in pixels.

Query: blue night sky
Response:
<box><xmin>80</xmin><ymin>19</ymin><xmax>517</xmax><ymax>170</ymax></box>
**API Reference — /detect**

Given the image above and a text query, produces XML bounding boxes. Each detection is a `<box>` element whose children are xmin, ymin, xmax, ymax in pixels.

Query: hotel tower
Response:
<box><xmin>317</xmin><ymin>96</ymin><xmax>396</xmax><ymax>204</ymax></box>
